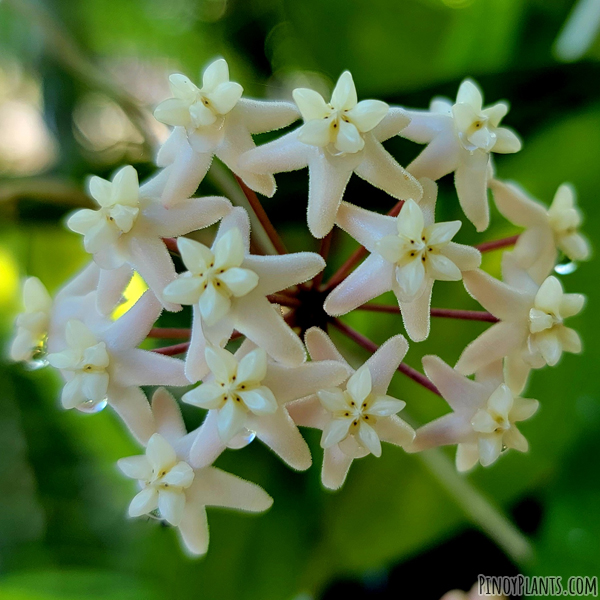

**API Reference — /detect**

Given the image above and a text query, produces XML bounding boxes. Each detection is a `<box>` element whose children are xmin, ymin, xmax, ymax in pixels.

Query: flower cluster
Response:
<box><xmin>9</xmin><ymin>59</ymin><xmax>589</xmax><ymax>557</ymax></box>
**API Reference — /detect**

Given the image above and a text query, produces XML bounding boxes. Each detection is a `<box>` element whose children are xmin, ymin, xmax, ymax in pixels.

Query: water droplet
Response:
<box><xmin>555</xmin><ymin>260</ymin><xmax>577</xmax><ymax>275</ymax></box>
<box><xmin>25</xmin><ymin>339</ymin><xmax>48</xmax><ymax>370</ymax></box>
<box><xmin>77</xmin><ymin>398</ymin><xmax>108</xmax><ymax>414</ymax></box>
<box><xmin>227</xmin><ymin>429</ymin><xmax>256</xmax><ymax>449</ymax></box>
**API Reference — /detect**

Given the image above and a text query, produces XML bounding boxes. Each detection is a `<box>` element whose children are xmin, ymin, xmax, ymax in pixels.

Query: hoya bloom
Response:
<box><xmin>67</xmin><ymin>165</ymin><xmax>231</xmax><ymax>312</ymax></box>
<box><xmin>10</xmin><ymin>277</ymin><xmax>52</xmax><ymax>362</ymax></box>
<box><xmin>456</xmin><ymin>255</ymin><xmax>585</xmax><ymax>393</ymax></box>
<box><xmin>119</xmin><ymin>388</ymin><xmax>272</xmax><ymax>556</ymax></box>
<box><xmin>492</xmin><ymin>180</ymin><xmax>590</xmax><ymax>283</ymax></box>
<box><xmin>182</xmin><ymin>340</ymin><xmax>351</xmax><ymax>470</ymax></box>
<box><xmin>162</xmin><ymin>207</ymin><xmax>325</xmax><ymax>382</ymax></box>
<box><xmin>154</xmin><ymin>58</ymin><xmax>299</xmax><ymax>205</ymax></box>
<box><xmin>239</xmin><ymin>71</ymin><xmax>421</xmax><ymax>238</ymax></box>
<box><xmin>411</xmin><ymin>357</ymin><xmax>538</xmax><ymax>471</ymax></box>
<box><xmin>288</xmin><ymin>329</ymin><xmax>414</xmax><ymax>489</ymax></box>
<box><xmin>400</xmin><ymin>79</ymin><xmax>521</xmax><ymax>231</ymax></box>
<box><xmin>47</xmin><ymin>290</ymin><xmax>188</xmax><ymax>443</ymax></box>
<box><xmin>324</xmin><ymin>179</ymin><xmax>481</xmax><ymax>341</ymax></box>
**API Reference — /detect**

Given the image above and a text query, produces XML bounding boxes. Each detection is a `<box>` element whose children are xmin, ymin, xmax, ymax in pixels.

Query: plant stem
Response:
<box><xmin>323</xmin><ymin>198</ymin><xmax>404</xmax><ymax>291</ymax></box>
<box><xmin>148</xmin><ymin>328</ymin><xmax>191</xmax><ymax>339</ymax></box>
<box><xmin>162</xmin><ymin>237</ymin><xmax>179</xmax><ymax>254</ymax></box>
<box><xmin>312</xmin><ymin>231</ymin><xmax>333</xmax><ymax>288</ymax></box>
<box><xmin>330</xmin><ymin>318</ymin><xmax>441</xmax><ymax>396</ymax></box>
<box><xmin>357</xmin><ymin>304</ymin><xmax>499</xmax><ymax>323</ymax></box>
<box><xmin>416</xmin><ymin>447</ymin><xmax>534</xmax><ymax>565</ymax></box>
<box><xmin>267</xmin><ymin>294</ymin><xmax>302</xmax><ymax>308</ymax></box>
<box><xmin>235</xmin><ymin>176</ymin><xmax>288</xmax><ymax>255</ymax></box>
<box><xmin>152</xmin><ymin>342</ymin><xmax>190</xmax><ymax>356</ymax></box>
<box><xmin>475</xmin><ymin>234</ymin><xmax>520</xmax><ymax>253</ymax></box>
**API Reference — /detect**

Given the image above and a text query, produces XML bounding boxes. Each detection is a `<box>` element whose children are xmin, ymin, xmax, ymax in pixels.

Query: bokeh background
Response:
<box><xmin>0</xmin><ymin>0</ymin><xmax>599</xmax><ymax>598</ymax></box>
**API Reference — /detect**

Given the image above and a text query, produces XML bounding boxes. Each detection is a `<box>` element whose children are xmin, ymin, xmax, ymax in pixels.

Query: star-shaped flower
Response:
<box><xmin>182</xmin><ymin>338</ymin><xmax>351</xmax><ymax>471</ymax></box>
<box><xmin>162</xmin><ymin>207</ymin><xmax>326</xmax><ymax>382</ymax></box>
<box><xmin>154</xmin><ymin>58</ymin><xmax>299</xmax><ymax>205</ymax></box>
<box><xmin>411</xmin><ymin>357</ymin><xmax>538</xmax><ymax>471</ymax></box>
<box><xmin>10</xmin><ymin>277</ymin><xmax>52</xmax><ymax>362</ymax></box>
<box><xmin>119</xmin><ymin>387</ymin><xmax>273</xmax><ymax>556</ymax></box>
<box><xmin>456</xmin><ymin>254</ymin><xmax>585</xmax><ymax>393</ymax></box>
<box><xmin>287</xmin><ymin>328</ymin><xmax>415</xmax><ymax>489</ymax></box>
<box><xmin>67</xmin><ymin>165</ymin><xmax>231</xmax><ymax>312</ymax></box>
<box><xmin>400</xmin><ymin>79</ymin><xmax>522</xmax><ymax>231</ymax></box>
<box><xmin>47</xmin><ymin>290</ymin><xmax>188</xmax><ymax>443</ymax></box>
<box><xmin>324</xmin><ymin>179</ymin><xmax>481</xmax><ymax>341</ymax></box>
<box><xmin>492</xmin><ymin>179</ymin><xmax>590</xmax><ymax>283</ymax></box>
<box><xmin>239</xmin><ymin>71</ymin><xmax>422</xmax><ymax>238</ymax></box>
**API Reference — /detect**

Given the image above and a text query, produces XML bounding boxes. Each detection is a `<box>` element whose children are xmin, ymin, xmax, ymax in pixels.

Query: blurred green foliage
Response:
<box><xmin>0</xmin><ymin>0</ymin><xmax>599</xmax><ymax>599</ymax></box>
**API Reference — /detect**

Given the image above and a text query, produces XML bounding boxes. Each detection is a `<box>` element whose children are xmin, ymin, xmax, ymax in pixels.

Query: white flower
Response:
<box><xmin>400</xmin><ymin>79</ymin><xmax>521</xmax><ymax>231</ymax></box>
<box><xmin>154</xmin><ymin>58</ymin><xmax>299</xmax><ymax>205</ymax></box>
<box><xmin>411</xmin><ymin>357</ymin><xmax>538</xmax><ymax>471</ymax></box>
<box><xmin>456</xmin><ymin>254</ymin><xmax>585</xmax><ymax>393</ymax></box>
<box><xmin>10</xmin><ymin>277</ymin><xmax>52</xmax><ymax>362</ymax></box>
<box><xmin>492</xmin><ymin>180</ymin><xmax>590</xmax><ymax>283</ymax></box>
<box><xmin>324</xmin><ymin>179</ymin><xmax>481</xmax><ymax>341</ymax></box>
<box><xmin>47</xmin><ymin>290</ymin><xmax>188</xmax><ymax>443</ymax></box>
<box><xmin>182</xmin><ymin>339</ymin><xmax>351</xmax><ymax>471</ymax></box>
<box><xmin>120</xmin><ymin>388</ymin><xmax>273</xmax><ymax>556</ymax></box>
<box><xmin>119</xmin><ymin>433</ymin><xmax>195</xmax><ymax>527</ymax></box>
<box><xmin>67</xmin><ymin>165</ymin><xmax>231</xmax><ymax>312</ymax></box>
<box><xmin>288</xmin><ymin>328</ymin><xmax>414</xmax><ymax>489</ymax></box>
<box><xmin>162</xmin><ymin>207</ymin><xmax>326</xmax><ymax>382</ymax></box>
<box><xmin>239</xmin><ymin>71</ymin><xmax>421</xmax><ymax>238</ymax></box>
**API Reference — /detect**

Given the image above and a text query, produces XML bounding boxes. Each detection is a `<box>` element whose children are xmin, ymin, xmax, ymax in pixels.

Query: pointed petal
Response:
<box><xmin>238</xmin><ymin>130</ymin><xmax>309</xmax><ymax>175</ymax></box>
<box><xmin>238</xmin><ymin>98</ymin><xmax>299</xmax><ymax>134</ymax></box>
<box><xmin>129</xmin><ymin>487</ymin><xmax>159</xmax><ymax>517</ymax></box>
<box><xmin>363</xmin><ymin>334</ymin><xmax>408</xmax><ymax>395</ymax></box>
<box><xmin>316</xmin><ymin>388</ymin><xmax>347</xmax><ymax>412</ymax></box>
<box><xmin>159</xmin><ymin>489</ymin><xmax>186</xmax><ymax>526</ymax></box>
<box><xmin>558</xmin><ymin>326</ymin><xmax>582</xmax><ymax>354</ymax></box>
<box><xmin>146</xmin><ymin>432</ymin><xmax>177</xmax><ymax>473</ymax></box>
<box><xmin>179</xmin><ymin>504</ymin><xmax>209</xmax><ymax>556</ymax></box>
<box><xmin>395</xmin><ymin>258</ymin><xmax>426</xmax><ymax>301</ymax></box>
<box><xmin>441</xmin><ymin>243</ymin><xmax>481</xmax><ymax>272</ymax></box>
<box><xmin>96</xmin><ymin>265</ymin><xmax>133</xmax><ymax>316</ymax></box>
<box><xmin>321</xmin><ymin>445</ymin><xmax>354</xmax><ymax>490</ymax></box>
<box><xmin>305</xmin><ymin>327</ymin><xmax>351</xmax><ymax>366</ymax></box>
<box><xmin>371</xmin><ymin>106</ymin><xmax>411</xmax><ymax>142</ymax></box>
<box><xmin>109</xmin><ymin>385</ymin><xmax>155</xmax><ymax>445</ymax></box>
<box><xmin>407</xmin><ymin>130</ymin><xmax>460</xmax><ymax>181</ymax></box>
<box><xmin>374</xmin><ymin>415</ymin><xmax>414</xmax><ymax>447</ymax></box>
<box><xmin>398</xmin><ymin>279</ymin><xmax>433</xmax><ymax>342</ymax></box>
<box><xmin>490</xmin><ymin>180</ymin><xmax>547</xmax><ymax>228</ymax></box>
<box><xmin>189</xmin><ymin>410</ymin><xmax>227</xmax><ymax>468</ymax></box>
<box><xmin>217</xmin><ymin>398</ymin><xmax>247</xmax><ymax>443</ymax></box>
<box><xmin>454</xmin><ymin>150</ymin><xmax>491</xmax><ymax>232</ymax></box>
<box><xmin>456</xmin><ymin>442</ymin><xmax>480</xmax><ymax>472</ymax></box>
<box><xmin>427</xmin><ymin>253</ymin><xmax>462</xmax><ymax>281</ymax></box>
<box><xmin>411</xmin><ymin>413</ymin><xmax>474</xmax><ymax>452</ymax></box>
<box><xmin>493</xmin><ymin>128</ymin><xmax>522</xmax><ymax>154</ymax></box>
<box><xmin>118</xmin><ymin>349</ymin><xmax>188</xmax><ymax>387</ymax></box>
<box><xmin>347</xmin><ymin>99</ymin><xmax>388</xmax><ymax>133</ymax></box>
<box><xmin>479</xmin><ymin>434</ymin><xmax>503</xmax><ymax>467</ymax></box>
<box><xmin>321</xmin><ymin>418</ymin><xmax>352</xmax><ymax>448</ymax></box>
<box><xmin>151</xmin><ymin>387</ymin><xmax>187</xmax><ymax>446</ymax></box>
<box><xmin>331</xmin><ymin>71</ymin><xmax>357</xmax><ymax>110</ymax></box>
<box><xmin>335</xmin><ymin>201</ymin><xmax>396</xmax><ymax>253</ymax></box>
<box><xmin>118</xmin><ymin>455</ymin><xmax>152</xmax><ymax>480</ymax></box>
<box><xmin>334</xmin><ymin>120</ymin><xmax>364</xmax><ymax>154</ymax></box>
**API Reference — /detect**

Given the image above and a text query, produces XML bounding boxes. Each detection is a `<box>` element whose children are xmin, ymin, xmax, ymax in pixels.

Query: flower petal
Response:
<box><xmin>293</xmin><ymin>88</ymin><xmax>330</xmax><ymax>121</ymax></box>
<box><xmin>129</xmin><ymin>487</ymin><xmax>159</xmax><ymax>517</ymax></box>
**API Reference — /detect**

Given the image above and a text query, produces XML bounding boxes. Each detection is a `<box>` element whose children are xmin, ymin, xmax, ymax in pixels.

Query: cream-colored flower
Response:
<box><xmin>411</xmin><ymin>357</ymin><xmax>538</xmax><ymax>471</ymax></box>
<box><xmin>400</xmin><ymin>79</ymin><xmax>521</xmax><ymax>231</ymax></box>
<box><xmin>240</xmin><ymin>71</ymin><xmax>420</xmax><ymax>238</ymax></box>
<box><xmin>492</xmin><ymin>180</ymin><xmax>590</xmax><ymax>283</ymax></box>
<box><xmin>10</xmin><ymin>277</ymin><xmax>52</xmax><ymax>362</ymax></box>
<box><xmin>324</xmin><ymin>179</ymin><xmax>481</xmax><ymax>341</ymax></box>
<box><xmin>456</xmin><ymin>255</ymin><xmax>585</xmax><ymax>393</ymax></box>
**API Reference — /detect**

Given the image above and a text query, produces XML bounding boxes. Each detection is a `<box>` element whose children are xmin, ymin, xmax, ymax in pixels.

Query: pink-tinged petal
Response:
<box><xmin>374</xmin><ymin>415</ymin><xmax>415</xmax><ymax>447</ymax></box>
<box><xmin>129</xmin><ymin>487</ymin><xmax>159</xmax><ymax>517</ymax></box>
<box><xmin>151</xmin><ymin>387</ymin><xmax>187</xmax><ymax>446</ymax></box>
<box><xmin>178</xmin><ymin>503</ymin><xmax>209</xmax><ymax>556</ymax></box>
<box><xmin>109</xmin><ymin>385</ymin><xmax>155</xmax><ymax>445</ymax></box>
<box><xmin>103</xmin><ymin>290</ymin><xmax>162</xmax><ymax>352</ymax></box>
<box><xmin>491</xmin><ymin>180</ymin><xmax>547</xmax><ymax>228</ymax></box>
<box><xmin>215</xmin><ymin>111</ymin><xmax>276</xmax><ymax>197</ymax></box>
<box><xmin>398</xmin><ymin>279</ymin><xmax>433</xmax><ymax>342</ymax></box>
<box><xmin>455</xmin><ymin>150</ymin><xmax>491</xmax><ymax>232</ymax></box>
<box><xmin>160</xmin><ymin>142</ymin><xmax>213</xmax><ymax>208</ymax></box>
<box><xmin>287</xmin><ymin>396</ymin><xmax>330</xmax><ymax>430</ymax></box>
<box><xmin>54</xmin><ymin>262</ymin><xmax>100</xmax><ymax>301</ymax></box>
<box><xmin>400</xmin><ymin>108</ymin><xmax>453</xmax><ymax>143</ymax></box>
<box><xmin>128</xmin><ymin>237</ymin><xmax>180</xmax><ymax>312</ymax></box>
<box><xmin>407</xmin><ymin>130</ymin><xmax>460</xmax><ymax>181</ymax></box>
<box><xmin>245</xmin><ymin>253</ymin><xmax>325</xmax><ymax>297</ymax></box>
<box><xmin>324</xmin><ymin>254</ymin><xmax>395</xmax><ymax>316</ymax></box>
<box><xmin>410</xmin><ymin>414</ymin><xmax>474</xmax><ymax>452</ymax></box>
<box><xmin>189</xmin><ymin>410</ymin><xmax>227</xmax><ymax>469</ymax></box>
<box><xmin>441</xmin><ymin>243</ymin><xmax>481</xmax><ymax>272</ymax></box>
<box><xmin>354</xmin><ymin>135</ymin><xmax>422</xmax><ymax>202</ymax></box>
<box><xmin>118</xmin><ymin>348</ymin><xmax>188</xmax><ymax>387</ymax></box>
<box><xmin>462</xmin><ymin>269</ymin><xmax>531</xmax><ymax>321</ymax></box>
<box><xmin>263</xmin><ymin>361</ymin><xmax>350</xmax><ymax>403</ymax></box>
<box><xmin>335</xmin><ymin>201</ymin><xmax>396</xmax><ymax>253</ymax></box>
<box><xmin>306</xmin><ymin>152</ymin><xmax>355</xmax><ymax>239</ymax></box>
<box><xmin>503</xmin><ymin>351</ymin><xmax>531</xmax><ymax>395</ymax></box>
<box><xmin>191</xmin><ymin>466</ymin><xmax>273</xmax><ymax>512</ymax></box>
<box><xmin>500</xmin><ymin>253</ymin><xmax>540</xmax><ymax>296</ymax></box>
<box><xmin>305</xmin><ymin>327</ymin><xmax>351</xmax><ymax>366</ymax></box>
<box><xmin>456</xmin><ymin>321</ymin><xmax>526</xmax><ymax>376</ymax></box>
<box><xmin>363</xmin><ymin>334</ymin><xmax>408</xmax><ymax>395</ymax></box>
<box><xmin>214</xmin><ymin>207</ymin><xmax>251</xmax><ymax>254</ymax></box>
<box><xmin>231</xmin><ymin>292</ymin><xmax>305</xmax><ymax>367</ymax></box>
<box><xmin>422</xmin><ymin>355</ymin><xmax>487</xmax><ymax>414</ymax></box>
<box><xmin>238</xmin><ymin>98</ymin><xmax>299</xmax><ymax>134</ymax></box>
<box><xmin>321</xmin><ymin>445</ymin><xmax>354</xmax><ymax>490</ymax></box>
<box><xmin>96</xmin><ymin>265</ymin><xmax>133</xmax><ymax>316</ymax></box>
<box><xmin>156</xmin><ymin>127</ymin><xmax>187</xmax><ymax>168</ymax></box>
<box><xmin>238</xmin><ymin>130</ymin><xmax>310</xmax><ymax>174</ymax></box>
<box><xmin>371</xmin><ymin>106</ymin><xmax>411</xmax><ymax>142</ymax></box>
<box><xmin>144</xmin><ymin>196</ymin><xmax>231</xmax><ymax>238</ymax></box>
<box><xmin>248</xmin><ymin>408</ymin><xmax>312</xmax><ymax>471</ymax></box>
